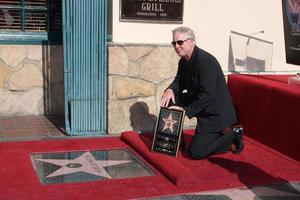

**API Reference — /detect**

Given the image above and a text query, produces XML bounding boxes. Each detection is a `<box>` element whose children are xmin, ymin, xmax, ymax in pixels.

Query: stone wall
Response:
<box><xmin>0</xmin><ymin>43</ymin><xmax>196</xmax><ymax>133</ymax></box>
<box><xmin>0</xmin><ymin>45</ymin><xmax>64</xmax><ymax>116</ymax></box>
<box><xmin>108</xmin><ymin>43</ymin><xmax>196</xmax><ymax>134</ymax></box>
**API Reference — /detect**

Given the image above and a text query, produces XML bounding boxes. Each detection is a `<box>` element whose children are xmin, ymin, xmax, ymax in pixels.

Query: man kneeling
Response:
<box><xmin>161</xmin><ymin>26</ymin><xmax>243</xmax><ymax>159</ymax></box>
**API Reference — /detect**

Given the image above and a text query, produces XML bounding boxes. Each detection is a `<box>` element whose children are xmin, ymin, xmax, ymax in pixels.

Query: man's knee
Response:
<box><xmin>188</xmin><ymin>147</ymin><xmax>210</xmax><ymax>160</ymax></box>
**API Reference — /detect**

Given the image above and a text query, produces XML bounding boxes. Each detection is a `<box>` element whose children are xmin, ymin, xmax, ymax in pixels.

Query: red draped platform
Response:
<box><xmin>227</xmin><ymin>74</ymin><xmax>300</xmax><ymax>161</ymax></box>
<box><xmin>0</xmin><ymin>130</ymin><xmax>299</xmax><ymax>200</ymax></box>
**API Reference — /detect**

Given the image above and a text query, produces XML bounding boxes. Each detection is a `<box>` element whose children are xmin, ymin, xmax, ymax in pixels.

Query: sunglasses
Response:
<box><xmin>171</xmin><ymin>38</ymin><xmax>191</xmax><ymax>46</ymax></box>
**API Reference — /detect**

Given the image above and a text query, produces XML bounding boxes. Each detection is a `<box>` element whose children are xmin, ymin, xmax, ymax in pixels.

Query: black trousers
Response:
<box><xmin>188</xmin><ymin>130</ymin><xmax>234</xmax><ymax>159</ymax></box>
<box><xmin>174</xmin><ymin>93</ymin><xmax>234</xmax><ymax>159</ymax></box>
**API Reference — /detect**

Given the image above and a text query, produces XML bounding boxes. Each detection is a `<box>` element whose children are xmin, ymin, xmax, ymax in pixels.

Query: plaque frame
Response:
<box><xmin>119</xmin><ymin>0</ymin><xmax>184</xmax><ymax>24</ymax></box>
<box><xmin>151</xmin><ymin>107</ymin><xmax>185</xmax><ymax>157</ymax></box>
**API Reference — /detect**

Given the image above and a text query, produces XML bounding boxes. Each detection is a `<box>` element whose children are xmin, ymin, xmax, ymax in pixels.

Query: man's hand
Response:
<box><xmin>161</xmin><ymin>89</ymin><xmax>175</xmax><ymax>107</ymax></box>
<box><xmin>168</xmin><ymin>106</ymin><xmax>184</xmax><ymax>111</ymax></box>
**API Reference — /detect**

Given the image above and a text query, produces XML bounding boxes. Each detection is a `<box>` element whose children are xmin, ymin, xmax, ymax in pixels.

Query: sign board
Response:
<box><xmin>120</xmin><ymin>0</ymin><xmax>184</xmax><ymax>23</ymax></box>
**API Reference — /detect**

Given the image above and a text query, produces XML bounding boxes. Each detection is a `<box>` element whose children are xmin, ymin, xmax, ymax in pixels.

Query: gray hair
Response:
<box><xmin>172</xmin><ymin>26</ymin><xmax>195</xmax><ymax>41</ymax></box>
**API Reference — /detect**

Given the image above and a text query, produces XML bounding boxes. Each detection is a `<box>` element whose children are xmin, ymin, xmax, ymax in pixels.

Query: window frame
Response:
<box><xmin>0</xmin><ymin>0</ymin><xmax>60</xmax><ymax>44</ymax></box>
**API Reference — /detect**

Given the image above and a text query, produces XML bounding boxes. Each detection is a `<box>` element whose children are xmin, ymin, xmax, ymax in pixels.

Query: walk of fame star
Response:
<box><xmin>162</xmin><ymin>113</ymin><xmax>178</xmax><ymax>133</ymax></box>
<box><xmin>35</xmin><ymin>151</ymin><xmax>131</xmax><ymax>179</ymax></box>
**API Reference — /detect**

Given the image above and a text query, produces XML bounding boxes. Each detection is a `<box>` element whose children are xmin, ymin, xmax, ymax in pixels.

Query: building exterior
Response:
<box><xmin>0</xmin><ymin>0</ymin><xmax>299</xmax><ymax>134</ymax></box>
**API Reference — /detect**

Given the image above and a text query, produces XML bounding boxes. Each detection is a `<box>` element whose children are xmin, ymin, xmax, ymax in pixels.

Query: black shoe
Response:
<box><xmin>232</xmin><ymin>126</ymin><xmax>244</xmax><ymax>154</ymax></box>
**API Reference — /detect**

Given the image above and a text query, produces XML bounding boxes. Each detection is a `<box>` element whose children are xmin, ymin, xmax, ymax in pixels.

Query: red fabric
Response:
<box><xmin>228</xmin><ymin>74</ymin><xmax>300</xmax><ymax>161</ymax></box>
<box><xmin>121</xmin><ymin>131</ymin><xmax>197</xmax><ymax>186</ymax></box>
<box><xmin>1</xmin><ymin>132</ymin><xmax>300</xmax><ymax>200</ymax></box>
<box><xmin>123</xmin><ymin>130</ymin><xmax>300</xmax><ymax>188</ymax></box>
<box><xmin>0</xmin><ymin>137</ymin><xmax>176</xmax><ymax>200</ymax></box>
<box><xmin>243</xmin><ymin>74</ymin><xmax>290</xmax><ymax>84</ymax></box>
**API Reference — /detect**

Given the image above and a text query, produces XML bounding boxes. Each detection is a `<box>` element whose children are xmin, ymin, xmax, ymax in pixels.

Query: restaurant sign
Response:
<box><xmin>120</xmin><ymin>0</ymin><xmax>184</xmax><ymax>23</ymax></box>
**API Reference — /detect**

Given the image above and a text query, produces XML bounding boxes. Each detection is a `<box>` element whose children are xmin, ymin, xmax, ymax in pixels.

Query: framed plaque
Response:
<box><xmin>151</xmin><ymin>107</ymin><xmax>185</xmax><ymax>157</ymax></box>
<box><xmin>120</xmin><ymin>0</ymin><xmax>184</xmax><ymax>23</ymax></box>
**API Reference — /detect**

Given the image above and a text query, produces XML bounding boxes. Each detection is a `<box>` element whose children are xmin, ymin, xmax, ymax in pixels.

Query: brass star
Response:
<box><xmin>162</xmin><ymin>113</ymin><xmax>178</xmax><ymax>133</ymax></box>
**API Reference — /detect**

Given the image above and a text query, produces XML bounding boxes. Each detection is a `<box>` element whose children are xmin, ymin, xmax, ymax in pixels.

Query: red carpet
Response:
<box><xmin>227</xmin><ymin>74</ymin><xmax>300</xmax><ymax>161</ymax></box>
<box><xmin>1</xmin><ymin>131</ymin><xmax>299</xmax><ymax>200</ymax></box>
<box><xmin>122</xmin><ymin>130</ymin><xmax>300</xmax><ymax>188</ymax></box>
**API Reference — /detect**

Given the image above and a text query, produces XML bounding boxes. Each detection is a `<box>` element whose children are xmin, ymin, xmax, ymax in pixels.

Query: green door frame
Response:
<box><xmin>62</xmin><ymin>0</ymin><xmax>108</xmax><ymax>135</ymax></box>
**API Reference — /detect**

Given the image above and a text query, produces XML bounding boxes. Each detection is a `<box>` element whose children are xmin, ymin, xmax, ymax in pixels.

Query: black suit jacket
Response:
<box><xmin>168</xmin><ymin>46</ymin><xmax>237</xmax><ymax>134</ymax></box>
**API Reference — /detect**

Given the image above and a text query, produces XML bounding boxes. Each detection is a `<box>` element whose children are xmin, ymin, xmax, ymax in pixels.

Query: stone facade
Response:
<box><xmin>1</xmin><ymin>42</ymin><xmax>295</xmax><ymax>134</ymax></box>
<box><xmin>108</xmin><ymin>43</ymin><xmax>196</xmax><ymax>134</ymax></box>
<box><xmin>0</xmin><ymin>44</ymin><xmax>64</xmax><ymax>116</ymax></box>
<box><xmin>0</xmin><ymin>43</ymin><xmax>197</xmax><ymax>134</ymax></box>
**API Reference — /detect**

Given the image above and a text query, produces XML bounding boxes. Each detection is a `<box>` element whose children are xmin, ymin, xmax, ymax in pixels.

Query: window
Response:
<box><xmin>0</xmin><ymin>0</ymin><xmax>62</xmax><ymax>44</ymax></box>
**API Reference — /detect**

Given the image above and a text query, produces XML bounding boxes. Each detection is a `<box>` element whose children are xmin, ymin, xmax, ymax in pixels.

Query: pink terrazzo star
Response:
<box><xmin>35</xmin><ymin>151</ymin><xmax>131</xmax><ymax>178</ymax></box>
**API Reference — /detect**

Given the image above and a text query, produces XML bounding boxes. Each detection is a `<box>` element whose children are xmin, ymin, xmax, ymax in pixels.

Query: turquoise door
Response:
<box><xmin>63</xmin><ymin>0</ymin><xmax>108</xmax><ymax>135</ymax></box>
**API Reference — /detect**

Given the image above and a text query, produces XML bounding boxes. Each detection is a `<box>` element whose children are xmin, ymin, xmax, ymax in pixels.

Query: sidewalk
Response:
<box><xmin>0</xmin><ymin>115</ymin><xmax>66</xmax><ymax>141</ymax></box>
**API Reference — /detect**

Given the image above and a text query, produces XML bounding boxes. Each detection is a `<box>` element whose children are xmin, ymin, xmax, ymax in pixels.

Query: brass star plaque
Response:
<box><xmin>152</xmin><ymin>107</ymin><xmax>185</xmax><ymax>157</ymax></box>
